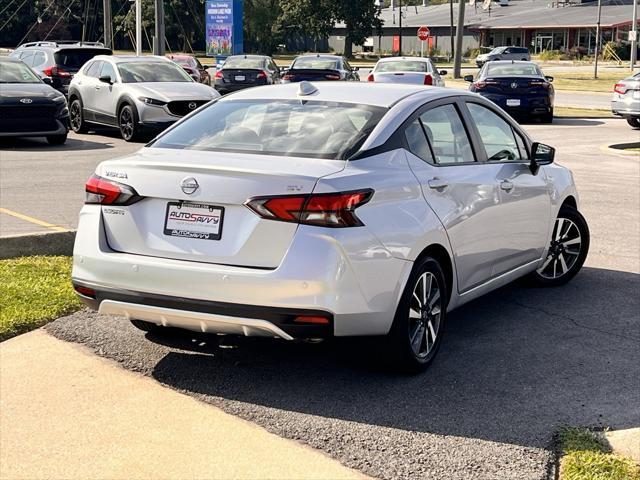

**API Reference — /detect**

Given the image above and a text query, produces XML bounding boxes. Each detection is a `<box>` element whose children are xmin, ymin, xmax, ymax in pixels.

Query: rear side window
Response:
<box><xmin>405</xmin><ymin>120</ymin><xmax>434</xmax><ymax>163</ymax></box>
<box><xmin>19</xmin><ymin>51</ymin><xmax>35</xmax><ymax>66</ymax></box>
<box><xmin>54</xmin><ymin>48</ymin><xmax>110</xmax><ymax>70</ymax></box>
<box><xmin>467</xmin><ymin>103</ymin><xmax>525</xmax><ymax>161</ymax></box>
<box><xmin>152</xmin><ymin>99</ymin><xmax>386</xmax><ymax>160</ymax></box>
<box><xmin>420</xmin><ymin>105</ymin><xmax>475</xmax><ymax>165</ymax></box>
<box><xmin>32</xmin><ymin>51</ymin><xmax>46</xmax><ymax>67</ymax></box>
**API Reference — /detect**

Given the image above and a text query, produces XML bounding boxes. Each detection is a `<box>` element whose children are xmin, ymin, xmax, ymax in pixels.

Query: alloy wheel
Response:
<box><xmin>408</xmin><ymin>271</ymin><xmax>442</xmax><ymax>358</ymax></box>
<box><xmin>537</xmin><ymin>217</ymin><xmax>582</xmax><ymax>279</ymax></box>
<box><xmin>70</xmin><ymin>101</ymin><xmax>82</xmax><ymax>131</ymax></box>
<box><xmin>119</xmin><ymin>107</ymin><xmax>134</xmax><ymax>140</ymax></box>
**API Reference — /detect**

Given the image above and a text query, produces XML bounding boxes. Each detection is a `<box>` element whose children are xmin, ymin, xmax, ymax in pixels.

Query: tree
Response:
<box><xmin>278</xmin><ymin>0</ymin><xmax>335</xmax><ymax>49</ymax></box>
<box><xmin>331</xmin><ymin>0</ymin><xmax>382</xmax><ymax>57</ymax></box>
<box><xmin>244</xmin><ymin>0</ymin><xmax>283</xmax><ymax>55</ymax></box>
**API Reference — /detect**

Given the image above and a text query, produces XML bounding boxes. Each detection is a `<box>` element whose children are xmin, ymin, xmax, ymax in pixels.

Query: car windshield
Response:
<box><xmin>54</xmin><ymin>48</ymin><xmax>110</xmax><ymax>70</ymax></box>
<box><xmin>151</xmin><ymin>99</ymin><xmax>386</xmax><ymax>160</ymax></box>
<box><xmin>0</xmin><ymin>61</ymin><xmax>41</xmax><ymax>84</ymax></box>
<box><xmin>485</xmin><ymin>63</ymin><xmax>542</xmax><ymax>76</ymax></box>
<box><xmin>489</xmin><ymin>47</ymin><xmax>507</xmax><ymax>54</ymax></box>
<box><xmin>223</xmin><ymin>57</ymin><xmax>264</xmax><ymax>69</ymax></box>
<box><xmin>118</xmin><ymin>62</ymin><xmax>193</xmax><ymax>83</ymax></box>
<box><xmin>292</xmin><ymin>57</ymin><xmax>339</xmax><ymax>70</ymax></box>
<box><xmin>376</xmin><ymin>60</ymin><xmax>430</xmax><ymax>73</ymax></box>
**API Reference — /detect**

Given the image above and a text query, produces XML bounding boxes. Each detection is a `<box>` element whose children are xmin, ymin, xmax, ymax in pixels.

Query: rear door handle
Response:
<box><xmin>428</xmin><ymin>178</ymin><xmax>448</xmax><ymax>190</ymax></box>
<box><xmin>500</xmin><ymin>180</ymin><xmax>514</xmax><ymax>192</ymax></box>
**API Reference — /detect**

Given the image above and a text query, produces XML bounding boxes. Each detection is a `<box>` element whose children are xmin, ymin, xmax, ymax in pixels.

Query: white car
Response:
<box><xmin>72</xmin><ymin>82</ymin><xmax>589</xmax><ymax>372</ymax></box>
<box><xmin>367</xmin><ymin>57</ymin><xmax>446</xmax><ymax>87</ymax></box>
<box><xmin>68</xmin><ymin>55</ymin><xmax>219</xmax><ymax>141</ymax></box>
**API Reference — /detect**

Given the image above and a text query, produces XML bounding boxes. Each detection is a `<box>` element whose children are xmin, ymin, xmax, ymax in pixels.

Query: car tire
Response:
<box><xmin>118</xmin><ymin>103</ymin><xmax>141</xmax><ymax>142</ymax></box>
<box><xmin>527</xmin><ymin>205</ymin><xmax>590</xmax><ymax>287</ymax></box>
<box><xmin>69</xmin><ymin>97</ymin><xmax>88</xmax><ymax>134</ymax></box>
<box><xmin>46</xmin><ymin>133</ymin><xmax>67</xmax><ymax>145</ymax></box>
<box><xmin>540</xmin><ymin>109</ymin><xmax>554</xmax><ymax>123</ymax></box>
<box><xmin>130</xmin><ymin>319</ymin><xmax>164</xmax><ymax>333</ymax></box>
<box><xmin>385</xmin><ymin>256</ymin><xmax>448</xmax><ymax>373</ymax></box>
<box><xmin>627</xmin><ymin>116</ymin><xmax>640</xmax><ymax>128</ymax></box>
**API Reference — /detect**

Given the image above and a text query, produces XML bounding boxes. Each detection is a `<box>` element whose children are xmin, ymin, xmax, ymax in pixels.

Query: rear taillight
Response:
<box><xmin>85</xmin><ymin>174</ymin><xmax>141</xmax><ymax>205</ymax></box>
<box><xmin>214</xmin><ymin>70</ymin><xmax>223</xmax><ymax>79</ymax></box>
<box><xmin>245</xmin><ymin>189</ymin><xmax>373</xmax><ymax>228</ymax></box>
<box><xmin>257</xmin><ymin>70</ymin><xmax>267</xmax><ymax>79</ymax></box>
<box><xmin>73</xmin><ymin>284</ymin><xmax>96</xmax><ymax>299</ymax></box>
<box><xmin>473</xmin><ymin>80</ymin><xmax>498</xmax><ymax>90</ymax></box>
<box><xmin>325</xmin><ymin>74</ymin><xmax>341</xmax><ymax>80</ymax></box>
<box><xmin>529</xmin><ymin>80</ymin><xmax>550</xmax><ymax>89</ymax></box>
<box><xmin>42</xmin><ymin>66</ymin><xmax>71</xmax><ymax>78</ymax></box>
<box><xmin>282</xmin><ymin>74</ymin><xmax>293</xmax><ymax>81</ymax></box>
<box><xmin>424</xmin><ymin>74</ymin><xmax>433</xmax><ymax>86</ymax></box>
<box><xmin>367</xmin><ymin>73</ymin><xmax>374</xmax><ymax>82</ymax></box>
<box><xmin>613</xmin><ymin>83</ymin><xmax>627</xmax><ymax>94</ymax></box>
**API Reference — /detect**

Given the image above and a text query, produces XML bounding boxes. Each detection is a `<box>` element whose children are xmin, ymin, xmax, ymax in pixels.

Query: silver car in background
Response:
<box><xmin>367</xmin><ymin>57</ymin><xmax>446</xmax><ymax>87</ymax></box>
<box><xmin>68</xmin><ymin>55</ymin><xmax>219</xmax><ymax>141</ymax></box>
<box><xmin>611</xmin><ymin>72</ymin><xmax>640</xmax><ymax>128</ymax></box>
<box><xmin>476</xmin><ymin>46</ymin><xmax>531</xmax><ymax>67</ymax></box>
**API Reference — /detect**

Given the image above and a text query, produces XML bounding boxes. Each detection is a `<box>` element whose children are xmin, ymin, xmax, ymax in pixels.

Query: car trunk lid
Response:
<box><xmin>98</xmin><ymin>148</ymin><xmax>345</xmax><ymax>269</ymax></box>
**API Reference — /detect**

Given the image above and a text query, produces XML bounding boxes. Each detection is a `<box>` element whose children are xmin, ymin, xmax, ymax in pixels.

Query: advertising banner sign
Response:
<box><xmin>206</xmin><ymin>1</ymin><xmax>233</xmax><ymax>56</ymax></box>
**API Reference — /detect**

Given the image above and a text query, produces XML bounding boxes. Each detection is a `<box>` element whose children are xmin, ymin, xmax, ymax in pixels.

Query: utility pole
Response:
<box><xmin>449</xmin><ymin>0</ymin><xmax>454</xmax><ymax>62</ymax></box>
<box><xmin>593</xmin><ymin>0</ymin><xmax>602</xmax><ymax>79</ymax></box>
<box><xmin>103</xmin><ymin>0</ymin><xmax>112</xmax><ymax>48</ymax></box>
<box><xmin>399</xmin><ymin>0</ymin><xmax>403</xmax><ymax>56</ymax></box>
<box><xmin>135</xmin><ymin>0</ymin><xmax>142</xmax><ymax>56</ymax></box>
<box><xmin>154</xmin><ymin>0</ymin><xmax>165</xmax><ymax>55</ymax></box>
<box><xmin>453</xmin><ymin>0</ymin><xmax>466</xmax><ymax>78</ymax></box>
<box><xmin>631</xmin><ymin>0</ymin><xmax>638</xmax><ymax>70</ymax></box>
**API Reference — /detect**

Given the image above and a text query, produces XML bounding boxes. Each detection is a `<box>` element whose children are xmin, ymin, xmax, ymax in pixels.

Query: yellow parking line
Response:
<box><xmin>0</xmin><ymin>208</ymin><xmax>69</xmax><ymax>233</ymax></box>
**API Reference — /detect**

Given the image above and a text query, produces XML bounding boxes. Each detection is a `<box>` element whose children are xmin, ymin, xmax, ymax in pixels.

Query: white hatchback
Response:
<box><xmin>73</xmin><ymin>82</ymin><xmax>589</xmax><ymax>372</ymax></box>
<box><xmin>367</xmin><ymin>57</ymin><xmax>446</xmax><ymax>87</ymax></box>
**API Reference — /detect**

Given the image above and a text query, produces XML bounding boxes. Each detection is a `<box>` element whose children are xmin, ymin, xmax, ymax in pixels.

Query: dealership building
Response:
<box><xmin>329</xmin><ymin>0</ymin><xmax>638</xmax><ymax>56</ymax></box>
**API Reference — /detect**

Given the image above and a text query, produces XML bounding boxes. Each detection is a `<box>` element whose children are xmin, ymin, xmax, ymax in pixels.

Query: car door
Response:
<box><xmin>78</xmin><ymin>60</ymin><xmax>102</xmax><ymax>121</ymax></box>
<box><xmin>462</xmin><ymin>100</ymin><xmax>551</xmax><ymax>276</ymax></box>
<box><xmin>93</xmin><ymin>61</ymin><xmax>118</xmax><ymax>124</ymax></box>
<box><xmin>403</xmin><ymin>100</ymin><xmax>505</xmax><ymax>293</ymax></box>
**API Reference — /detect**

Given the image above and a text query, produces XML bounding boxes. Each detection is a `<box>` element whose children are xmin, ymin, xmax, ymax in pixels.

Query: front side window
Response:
<box><xmin>0</xmin><ymin>61</ymin><xmax>41</xmax><ymax>84</ymax></box>
<box><xmin>152</xmin><ymin>99</ymin><xmax>386</xmax><ymax>160</ymax></box>
<box><xmin>100</xmin><ymin>62</ymin><xmax>116</xmax><ymax>81</ymax></box>
<box><xmin>419</xmin><ymin>104</ymin><xmax>475</xmax><ymax>165</ymax></box>
<box><xmin>118</xmin><ymin>62</ymin><xmax>193</xmax><ymax>83</ymax></box>
<box><xmin>85</xmin><ymin>61</ymin><xmax>102</xmax><ymax>77</ymax></box>
<box><xmin>467</xmin><ymin>103</ymin><xmax>525</xmax><ymax>161</ymax></box>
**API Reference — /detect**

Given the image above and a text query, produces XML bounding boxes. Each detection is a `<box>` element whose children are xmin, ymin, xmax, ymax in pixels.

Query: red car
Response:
<box><xmin>166</xmin><ymin>54</ymin><xmax>211</xmax><ymax>85</ymax></box>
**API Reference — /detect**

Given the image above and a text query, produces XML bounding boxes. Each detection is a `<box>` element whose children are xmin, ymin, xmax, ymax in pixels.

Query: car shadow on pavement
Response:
<box><xmin>546</xmin><ymin>118</ymin><xmax>607</xmax><ymax>127</ymax></box>
<box><xmin>0</xmin><ymin>136</ymin><xmax>115</xmax><ymax>151</ymax></box>
<box><xmin>146</xmin><ymin>266</ymin><xmax>639</xmax><ymax>449</ymax></box>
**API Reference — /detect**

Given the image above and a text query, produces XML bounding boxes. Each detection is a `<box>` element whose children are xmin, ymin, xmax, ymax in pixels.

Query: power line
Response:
<box><xmin>0</xmin><ymin>0</ymin><xmax>28</xmax><ymax>32</ymax></box>
<box><xmin>0</xmin><ymin>0</ymin><xmax>18</xmax><ymax>18</ymax></box>
<box><xmin>44</xmin><ymin>0</ymin><xmax>78</xmax><ymax>40</ymax></box>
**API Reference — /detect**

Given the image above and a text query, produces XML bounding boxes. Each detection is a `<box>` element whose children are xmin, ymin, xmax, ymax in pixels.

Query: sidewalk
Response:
<box><xmin>0</xmin><ymin>330</ymin><xmax>367</xmax><ymax>480</ymax></box>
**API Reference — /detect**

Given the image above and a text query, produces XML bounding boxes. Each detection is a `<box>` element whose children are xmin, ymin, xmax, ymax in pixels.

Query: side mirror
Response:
<box><xmin>463</xmin><ymin>74</ymin><xmax>474</xmax><ymax>82</ymax></box>
<box><xmin>439</xmin><ymin>70</ymin><xmax>447</xmax><ymax>75</ymax></box>
<box><xmin>353</xmin><ymin>66</ymin><xmax>359</xmax><ymax>71</ymax></box>
<box><xmin>545</xmin><ymin>76</ymin><xmax>554</xmax><ymax>83</ymax></box>
<box><xmin>99</xmin><ymin>75</ymin><xmax>113</xmax><ymax>84</ymax></box>
<box><xmin>42</xmin><ymin>77</ymin><xmax>52</xmax><ymax>85</ymax></box>
<box><xmin>530</xmin><ymin>142</ymin><xmax>555</xmax><ymax>174</ymax></box>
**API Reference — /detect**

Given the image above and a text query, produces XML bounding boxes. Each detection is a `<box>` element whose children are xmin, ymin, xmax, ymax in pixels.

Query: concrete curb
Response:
<box><xmin>0</xmin><ymin>230</ymin><xmax>76</xmax><ymax>259</ymax></box>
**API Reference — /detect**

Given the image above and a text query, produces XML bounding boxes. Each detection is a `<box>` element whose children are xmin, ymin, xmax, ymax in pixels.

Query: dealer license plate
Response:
<box><xmin>506</xmin><ymin>99</ymin><xmax>521</xmax><ymax>107</ymax></box>
<box><xmin>235</xmin><ymin>75</ymin><xmax>245</xmax><ymax>81</ymax></box>
<box><xmin>163</xmin><ymin>202</ymin><xmax>224</xmax><ymax>241</ymax></box>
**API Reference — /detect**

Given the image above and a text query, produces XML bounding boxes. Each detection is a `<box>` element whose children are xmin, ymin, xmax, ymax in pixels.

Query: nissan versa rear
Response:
<box><xmin>73</xmin><ymin>82</ymin><xmax>589</xmax><ymax>372</ymax></box>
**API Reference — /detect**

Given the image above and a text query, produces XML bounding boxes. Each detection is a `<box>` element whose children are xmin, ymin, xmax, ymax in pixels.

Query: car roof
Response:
<box><xmin>95</xmin><ymin>55</ymin><xmax>172</xmax><ymax>64</ymax></box>
<box><xmin>0</xmin><ymin>56</ymin><xmax>23</xmax><ymax>63</ymax></box>
<box><xmin>220</xmin><ymin>82</ymin><xmax>456</xmax><ymax>108</ymax></box>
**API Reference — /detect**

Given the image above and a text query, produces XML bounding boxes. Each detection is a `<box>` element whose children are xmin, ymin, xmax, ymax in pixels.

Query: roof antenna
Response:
<box><xmin>297</xmin><ymin>81</ymin><xmax>318</xmax><ymax>96</ymax></box>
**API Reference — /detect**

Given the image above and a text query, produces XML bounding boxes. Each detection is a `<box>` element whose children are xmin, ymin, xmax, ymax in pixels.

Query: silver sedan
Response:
<box><xmin>368</xmin><ymin>57</ymin><xmax>446</xmax><ymax>87</ymax></box>
<box><xmin>611</xmin><ymin>71</ymin><xmax>640</xmax><ymax>128</ymax></box>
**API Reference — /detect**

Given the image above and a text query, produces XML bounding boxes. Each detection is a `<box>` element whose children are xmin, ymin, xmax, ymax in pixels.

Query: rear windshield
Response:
<box><xmin>118</xmin><ymin>62</ymin><xmax>193</xmax><ymax>83</ymax></box>
<box><xmin>152</xmin><ymin>99</ymin><xmax>386</xmax><ymax>160</ymax></box>
<box><xmin>485</xmin><ymin>63</ymin><xmax>541</xmax><ymax>77</ymax></box>
<box><xmin>292</xmin><ymin>57</ymin><xmax>339</xmax><ymax>70</ymax></box>
<box><xmin>0</xmin><ymin>61</ymin><xmax>41</xmax><ymax>84</ymax></box>
<box><xmin>489</xmin><ymin>47</ymin><xmax>507</xmax><ymax>54</ymax></box>
<box><xmin>375</xmin><ymin>60</ymin><xmax>430</xmax><ymax>73</ymax></box>
<box><xmin>54</xmin><ymin>48</ymin><xmax>111</xmax><ymax>70</ymax></box>
<box><xmin>223</xmin><ymin>57</ymin><xmax>264</xmax><ymax>69</ymax></box>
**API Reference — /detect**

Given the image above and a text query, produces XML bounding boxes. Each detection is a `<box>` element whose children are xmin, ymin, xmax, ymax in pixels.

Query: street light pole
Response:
<box><xmin>454</xmin><ymin>0</ymin><xmax>466</xmax><ymax>78</ymax></box>
<box><xmin>103</xmin><ymin>0</ymin><xmax>112</xmax><ymax>49</ymax></box>
<box><xmin>135</xmin><ymin>0</ymin><xmax>142</xmax><ymax>56</ymax></box>
<box><xmin>154</xmin><ymin>0</ymin><xmax>165</xmax><ymax>55</ymax></box>
<box><xmin>399</xmin><ymin>0</ymin><xmax>403</xmax><ymax>56</ymax></box>
<box><xmin>593</xmin><ymin>0</ymin><xmax>602</xmax><ymax>79</ymax></box>
<box><xmin>631</xmin><ymin>0</ymin><xmax>638</xmax><ymax>70</ymax></box>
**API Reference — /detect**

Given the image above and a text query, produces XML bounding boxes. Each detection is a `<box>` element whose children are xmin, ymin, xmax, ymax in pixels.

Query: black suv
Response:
<box><xmin>10</xmin><ymin>41</ymin><xmax>112</xmax><ymax>95</ymax></box>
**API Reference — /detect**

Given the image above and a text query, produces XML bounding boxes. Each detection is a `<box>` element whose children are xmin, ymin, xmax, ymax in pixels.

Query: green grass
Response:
<box><xmin>0</xmin><ymin>256</ymin><xmax>81</xmax><ymax>342</ymax></box>
<box><xmin>559</xmin><ymin>427</ymin><xmax>640</xmax><ymax>480</ymax></box>
<box><xmin>554</xmin><ymin>107</ymin><xmax>613</xmax><ymax>118</ymax></box>
<box><xmin>549</xmin><ymin>72</ymin><xmax>622</xmax><ymax>93</ymax></box>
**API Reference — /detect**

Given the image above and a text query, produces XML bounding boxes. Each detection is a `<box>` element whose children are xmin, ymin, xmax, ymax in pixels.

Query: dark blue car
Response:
<box><xmin>465</xmin><ymin>61</ymin><xmax>554</xmax><ymax>123</ymax></box>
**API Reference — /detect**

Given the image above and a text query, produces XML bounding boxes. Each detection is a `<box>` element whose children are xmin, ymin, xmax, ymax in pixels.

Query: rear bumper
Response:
<box><xmin>72</xmin><ymin>205</ymin><xmax>411</xmax><ymax>338</ymax></box>
<box><xmin>611</xmin><ymin>98</ymin><xmax>640</xmax><ymax>117</ymax></box>
<box><xmin>480</xmin><ymin>93</ymin><xmax>553</xmax><ymax>115</ymax></box>
<box><xmin>214</xmin><ymin>82</ymin><xmax>267</xmax><ymax>95</ymax></box>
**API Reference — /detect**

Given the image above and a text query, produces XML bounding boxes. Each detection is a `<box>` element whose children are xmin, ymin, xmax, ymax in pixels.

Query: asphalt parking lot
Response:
<box><xmin>1</xmin><ymin>115</ymin><xmax>636</xmax><ymax>478</ymax></box>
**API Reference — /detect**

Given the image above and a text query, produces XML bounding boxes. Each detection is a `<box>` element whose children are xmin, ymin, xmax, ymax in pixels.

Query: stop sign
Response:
<box><xmin>417</xmin><ymin>26</ymin><xmax>430</xmax><ymax>41</ymax></box>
